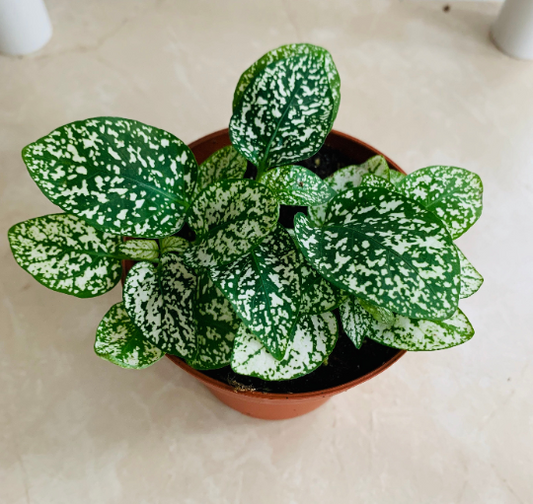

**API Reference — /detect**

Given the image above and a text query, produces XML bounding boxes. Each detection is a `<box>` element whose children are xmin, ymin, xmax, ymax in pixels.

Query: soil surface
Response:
<box><xmin>192</xmin><ymin>142</ymin><xmax>402</xmax><ymax>394</ymax></box>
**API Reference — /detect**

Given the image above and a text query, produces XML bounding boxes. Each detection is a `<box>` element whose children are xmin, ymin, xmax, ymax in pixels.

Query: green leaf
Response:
<box><xmin>123</xmin><ymin>254</ymin><xmax>196</xmax><ymax>357</ymax></box>
<box><xmin>184</xmin><ymin>179</ymin><xmax>279</xmax><ymax>269</ymax></box>
<box><xmin>259</xmin><ymin>165</ymin><xmax>336</xmax><ymax>206</ymax></box>
<box><xmin>117</xmin><ymin>239</ymin><xmax>159</xmax><ymax>261</ymax></box>
<box><xmin>95</xmin><ymin>302</ymin><xmax>164</xmax><ymax>369</ymax></box>
<box><xmin>210</xmin><ymin>225</ymin><xmax>303</xmax><ymax>360</ymax></box>
<box><xmin>368</xmin><ymin>308</ymin><xmax>474</xmax><ymax>351</ymax></box>
<box><xmin>395</xmin><ymin>166</ymin><xmax>483</xmax><ymax>239</ymax></box>
<box><xmin>186</xmin><ymin>272</ymin><xmax>240</xmax><ymax>370</ymax></box>
<box><xmin>160</xmin><ymin>236</ymin><xmax>190</xmax><ymax>255</ymax></box>
<box><xmin>456</xmin><ymin>245</ymin><xmax>483</xmax><ymax>299</ymax></box>
<box><xmin>233</xmin><ymin>43</ymin><xmax>340</xmax><ymax>119</ymax></box>
<box><xmin>8</xmin><ymin>213</ymin><xmax>122</xmax><ymax>298</ymax></box>
<box><xmin>389</xmin><ymin>170</ymin><xmax>406</xmax><ymax>186</ymax></box>
<box><xmin>358</xmin><ymin>298</ymin><xmax>397</xmax><ymax>325</ymax></box>
<box><xmin>22</xmin><ymin>117</ymin><xmax>197</xmax><ymax>238</ymax></box>
<box><xmin>339</xmin><ymin>297</ymin><xmax>369</xmax><ymax>349</ymax></box>
<box><xmin>231</xmin><ymin>311</ymin><xmax>338</xmax><ymax>381</ymax></box>
<box><xmin>360</xmin><ymin>173</ymin><xmax>397</xmax><ymax>192</ymax></box>
<box><xmin>308</xmin><ymin>155</ymin><xmax>389</xmax><ymax>226</ymax></box>
<box><xmin>230</xmin><ymin>44</ymin><xmax>340</xmax><ymax>171</ymax></box>
<box><xmin>300</xmin><ymin>262</ymin><xmax>347</xmax><ymax>314</ymax></box>
<box><xmin>293</xmin><ymin>185</ymin><xmax>461</xmax><ymax>320</ymax></box>
<box><xmin>196</xmin><ymin>145</ymin><xmax>248</xmax><ymax>194</ymax></box>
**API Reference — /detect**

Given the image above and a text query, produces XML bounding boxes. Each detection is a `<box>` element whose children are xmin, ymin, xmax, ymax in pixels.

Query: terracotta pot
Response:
<box><xmin>126</xmin><ymin>129</ymin><xmax>407</xmax><ymax>420</ymax></box>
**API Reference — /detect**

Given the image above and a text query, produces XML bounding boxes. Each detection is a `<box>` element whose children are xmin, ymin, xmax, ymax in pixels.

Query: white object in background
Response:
<box><xmin>0</xmin><ymin>0</ymin><xmax>52</xmax><ymax>56</ymax></box>
<box><xmin>491</xmin><ymin>0</ymin><xmax>533</xmax><ymax>60</ymax></box>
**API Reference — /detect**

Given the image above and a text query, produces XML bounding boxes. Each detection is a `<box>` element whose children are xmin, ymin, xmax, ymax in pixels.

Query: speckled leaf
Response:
<box><xmin>259</xmin><ymin>165</ymin><xmax>336</xmax><ymax>206</ymax></box>
<box><xmin>23</xmin><ymin>117</ymin><xmax>197</xmax><ymax>238</ymax></box>
<box><xmin>117</xmin><ymin>239</ymin><xmax>159</xmax><ymax>261</ymax></box>
<box><xmin>230</xmin><ymin>45</ymin><xmax>340</xmax><ymax>171</ymax></box>
<box><xmin>210</xmin><ymin>226</ymin><xmax>303</xmax><ymax>360</ymax></box>
<box><xmin>186</xmin><ymin>272</ymin><xmax>240</xmax><ymax>370</ymax></box>
<box><xmin>395</xmin><ymin>166</ymin><xmax>483</xmax><ymax>239</ymax></box>
<box><xmin>300</xmin><ymin>263</ymin><xmax>347</xmax><ymax>314</ymax></box>
<box><xmin>95</xmin><ymin>302</ymin><xmax>164</xmax><ymax>369</ymax></box>
<box><xmin>368</xmin><ymin>308</ymin><xmax>474</xmax><ymax>351</ymax></box>
<box><xmin>8</xmin><ymin>213</ymin><xmax>122</xmax><ymax>298</ymax></box>
<box><xmin>360</xmin><ymin>173</ymin><xmax>397</xmax><ymax>192</ymax></box>
<box><xmin>184</xmin><ymin>179</ymin><xmax>278</xmax><ymax>269</ymax></box>
<box><xmin>196</xmin><ymin>145</ymin><xmax>248</xmax><ymax>194</ymax></box>
<box><xmin>232</xmin><ymin>43</ymin><xmax>340</xmax><ymax>120</ymax></box>
<box><xmin>339</xmin><ymin>297</ymin><xmax>371</xmax><ymax>349</ymax></box>
<box><xmin>358</xmin><ymin>298</ymin><xmax>396</xmax><ymax>325</ymax></box>
<box><xmin>308</xmin><ymin>155</ymin><xmax>389</xmax><ymax>226</ymax></box>
<box><xmin>294</xmin><ymin>186</ymin><xmax>461</xmax><ymax>320</ymax></box>
<box><xmin>231</xmin><ymin>311</ymin><xmax>338</xmax><ymax>381</ymax></box>
<box><xmin>389</xmin><ymin>170</ymin><xmax>406</xmax><ymax>186</ymax></box>
<box><xmin>456</xmin><ymin>246</ymin><xmax>483</xmax><ymax>299</ymax></box>
<box><xmin>123</xmin><ymin>254</ymin><xmax>196</xmax><ymax>357</ymax></box>
<box><xmin>160</xmin><ymin>236</ymin><xmax>190</xmax><ymax>255</ymax></box>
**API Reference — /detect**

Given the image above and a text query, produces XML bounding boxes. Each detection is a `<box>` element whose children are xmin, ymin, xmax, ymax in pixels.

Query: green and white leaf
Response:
<box><xmin>184</xmin><ymin>179</ymin><xmax>278</xmax><ymax>269</ymax></box>
<box><xmin>196</xmin><ymin>145</ymin><xmax>248</xmax><ymax>194</ymax></box>
<box><xmin>339</xmin><ymin>297</ymin><xmax>370</xmax><ymax>349</ymax></box>
<box><xmin>368</xmin><ymin>308</ymin><xmax>474</xmax><ymax>351</ymax></box>
<box><xmin>95</xmin><ymin>302</ymin><xmax>164</xmax><ymax>369</ymax></box>
<box><xmin>456</xmin><ymin>245</ymin><xmax>483</xmax><ymax>299</ymax></box>
<box><xmin>8</xmin><ymin>213</ymin><xmax>122</xmax><ymax>298</ymax></box>
<box><xmin>300</xmin><ymin>262</ymin><xmax>347</xmax><ymax>315</ymax></box>
<box><xmin>123</xmin><ymin>254</ymin><xmax>196</xmax><ymax>357</ymax></box>
<box><xmin>294</xmin><ymin>185</ymin><xmax>461</xmax><ymax>320</ymax></box>
<box><xmin>231</xmin><ymin>311</ymin><xmax>338</xmax><ymax>381</ymax></box>
<box><xmin>232</xmin><ymin>43</ymin><xmax>340</xmax><ymax>120</ymax></box>
<box><xmin>186</xmin><ymin>273</ymin><xmax>240</xmax><ymax>370</ymax></box>
<box><xmin>358</xmin><ymin>298</ymin><xmax>396</xmax><ymax>325</ymax></box>
<box><xmin>230</xmin><ymin>44</ymin><xmax>340</xmax><ymax>171</ymax></box>
<box><xmin>308</xmin><ymin>155</ymin><xmax>389</xmax><ymax>226</ymax></box>
<box><xmin>259</xmin><ymin>165</ymin><xmax>336</xmax><ymax>206</ymax></box>
<box><xmin>160</xmin><ymin>236</ymin><xmax>190</xmax><ymax>256</ymax></box>
<box><xmin>23</xmin><ymin>117</ymin><xmax>197</xmax><ymax>238</ymax></box>
<box><xmin>117</xmin><ymin>239</ymin><xmax>159</xmax><ymax>261</ymax></box>
<box><xmin>395</xmin><ymin>165</ymin><xmax>483</xmax><ymax>239</ymax></box>
<box><xmin>210</xmin><ymin>225</ymin><xmax>303</xmax><ymax>360</ymax></box>
<box><xmin>360</xmin><ymin>173</ymin><xmax>397</xmax><ymax>192</ymax></box>
<box><xmin>389</xmin><ymin>169</ymin><xmax>406</xmax><ymax>186</ymax></box>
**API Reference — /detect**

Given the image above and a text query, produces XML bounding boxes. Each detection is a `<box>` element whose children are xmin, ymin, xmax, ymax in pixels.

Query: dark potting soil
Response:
<box><xmin>192</xmin><ymin>142</ymin><xmax>402</xmax><ymax>394</ymax></box>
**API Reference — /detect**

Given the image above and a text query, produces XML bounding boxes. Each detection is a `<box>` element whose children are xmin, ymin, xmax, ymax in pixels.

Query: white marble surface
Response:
<box><xmin>1</xmin><ymin>1</ymin><xmax>532</xmax><ymax>502</ymax></box>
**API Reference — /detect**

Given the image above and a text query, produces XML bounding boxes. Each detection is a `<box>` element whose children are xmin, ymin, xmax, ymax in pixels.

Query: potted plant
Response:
<box><xmin>8</xmin><ymin>43</ymin><xmax>483</xmax><ymax>420</ymax></box>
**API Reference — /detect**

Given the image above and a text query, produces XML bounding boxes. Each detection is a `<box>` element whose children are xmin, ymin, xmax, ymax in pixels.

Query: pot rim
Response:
<box><xmin>164</xmin><ymin>128</ymin><xmax>407</xmax><ymax>402</ymax></box>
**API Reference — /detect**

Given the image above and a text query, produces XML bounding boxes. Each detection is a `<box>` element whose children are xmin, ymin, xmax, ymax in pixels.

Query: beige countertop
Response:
<box><xmin>1</xmin><ymin>0</ymin><xmax>532</xmax><ymax>502</ymax></box>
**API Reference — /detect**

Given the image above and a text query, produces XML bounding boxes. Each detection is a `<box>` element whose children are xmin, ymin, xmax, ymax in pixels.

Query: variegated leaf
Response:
<box><xmin>308</xmin><ymin>155</ymin><xmax>390</xmax><ymax>226</ymax></box>
<box><xmin>8</xmin><ymin>213</ymin><xmax>122</xmax><ymax>298</ymax></box>
<box><xmin>160</xmin><ymin>236</ymin><xmax>190</xmax><ymax>255</ymax></box>
<box><xmin>231</xmin><ymin>311</ymin><xmax>338</xmax><ymax>381</ymax></box>
<box><xmin>259</xmin><ymin>165</ymin><xmax>336</xmax><ymax>206</ymax></box>
<box><xmin>184</xmin><ymin>179</ymin><xmax>278</xmax><ymax>269</ymax></box>
<box><xmin>117</xmin><ymin>239</ymin><xmax>159</xmax><ymax>261</ymax></box>
<box><xmin>196</xmin><ymin>145</ymin><xmax>247</xmax><ymax>194</ymax></box>
<box><xmin>95</xmin><ymin>302</ymin><xmax>164</xmax><ymax>369</ymax></box>
<box><xmin>358</xmin><ymin>298</ymin><xmax>396</xmax><ymax>325</ymax></box>
<box><xmin>232</xmin><ymin>43</ymin><xmax>340</xmax><ymax>120</ymax></box>
<box><xmin>230</xmin><ymin>45</ymin><xmax>340</xmax><ymax>171</ymax></box>
<box><xmin>22</xmin><ymin>117</ymin><xmax>197</xmax><ymax>238</ymax></box>
<box><xmin>368</xmin><ymin>308</ymin><xmax>474</xmax><ymax>351</ymax></box>
<box><xmin>294</xmin><ymin>185</ymin><xmax>461</xmax><ymax>320</ymax></box>
<box><xmin>395</xmin><ymin>166</ymin><xmax>483</xmax><ymax>239</ymax></box>
<box><xmin>389</xmin><ymin>169</ymin><xmax>406</xmax><ymax>186</ymax></box>
<box><xmin>360</xmin><ymin>173</ymin><xmax>397</xmax><ymax>192</ymax></box>
<box><xmin>300</xmin><ymin>263</ymin><xmax>347</xmax><ymax>315</ymax></box>
<box><xmin>456</xmin><ymin>245</ymin><xmax>483</xmax><ymax>299</ymax></box>
<box><xmin>123</xmin><ymin>254</ymin><xmax>196</xmax><ymax>357</ymax></box>
<box><xmin>210</xmin><ymin>225</ymin><xmax>302</xmax><ymax>360</ymax></box>
<box><xmin>339</xmin><ymin>297</ymin><xmax>370</xmax><ymax>349</ymax></box>
<box><xmin>186</xmin><ymin>272</ymin><xmax>240</xmax><ymax>370</ymax></box>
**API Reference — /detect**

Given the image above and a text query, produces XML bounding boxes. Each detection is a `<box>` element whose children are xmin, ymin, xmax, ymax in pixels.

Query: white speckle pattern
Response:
<box><xmin>339</xmin><ymin>297</ymin><xmax>369</xmax><ymax>349</ymax></box>
<box><xmin>117</xmin><ymin>239</ymin><xmax>159</xmax><ymax>261</ymax></box>
<box><xmin>94</xmin><ymin>302</ymin><xmax>164</xmax><ymax>369</ymax></box>
<box><xmin>231</xmin><ymin>311</ymin><xmax>338</xmax><ymax>381</ymax></box>
<box><xmin>456</xmin><ymin>245</ymin><xmax>484</xmax><ymax>299</ymax></box>
<box><xmin>195</xmin><ymin>145</ymin><xmax>247</xmax><ymax>194</ymax></box>
<box><xmin>160</xmin><ymin>236</ymin><xmax>190</xmax><ymax>256</ymax></box>
<box><xmin>300</xmin><ymin>263</ymin><xmax>347</xmax><ymax>315</ymax></box>
<box><xmin>22</xmin><ymin>117</ymin><xmax>197</xmax><ymax>238</ymax></box>
<box><xmin>8</xmin><ymin>213</ymin><xmax>122</xmax><ymax>298</ymax></box>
